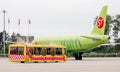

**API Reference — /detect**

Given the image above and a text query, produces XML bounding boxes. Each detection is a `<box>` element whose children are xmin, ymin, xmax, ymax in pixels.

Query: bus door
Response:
<box><xmin>54</xmin><ymin>48</ymin><xmax>63</xmax><ymax>62</ymax></box>
<box><xmin>45</xmin><ymin>48</ymin><xmax>53</xmax><ymax>62</ymax></box>
<box><xmin>32</xmin><ymin>47</ymin><xmax>42</xmax><ymax>62</ymax></box>
<box><xmin>41</xmin><ymin>48</ymin><xmax>47</xmax><ymax>62</ymax></box>
<box><xmin>51</xmin><ymin>48</ymin><xmax>55</xmax><ymax>62</ymax></box>
<box><xmin>9</xmin><ymin>46</ymin><xmax>25</xmax><ymax>62</ymax></box>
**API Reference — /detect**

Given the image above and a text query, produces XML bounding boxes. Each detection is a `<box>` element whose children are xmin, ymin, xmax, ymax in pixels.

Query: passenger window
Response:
<box><xmin>46</xmin><ymin>48</ymin><xmax>51</xmax><ymax>55</ymax></box>
<box><xmin>56</xmin><ymin>48</ymin><xmax>62</xmax><ymax>55</ymax></box>
<box><xmin>42</xmin><ymin>48</ymin><xmax>47</xmax><ymax>56</ymax></box>
<box><xmin>34</xmin><ymin>47</ymin><xmax>42</xmax><ymax>55</ymax></box>
<box><xmin>29</xmin><ymin>48</ymin><xmax>34</xmax><ymax>55</ymax></box>
<box><xmin>51</xmin><ymin>48</ymin><xmax>55</xmax><ymax>56</ymax></box>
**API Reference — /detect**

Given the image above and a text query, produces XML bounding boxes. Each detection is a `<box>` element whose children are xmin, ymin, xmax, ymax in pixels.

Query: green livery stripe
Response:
<box><xmin>78</xmin><ymin>39</ymin><xmax>83</xmax><ymax>49</ymax></box>
<box><xmin>60</xmin><ymin>39</ymin><xmax>83</xmax><ymax>50</ymax></box>
<box><xmin>74</xmin><ymin>40</ymin><xmax>77</xmax><ymax>49</ymax></box>
<box><xmin>72</xmin><ymin>40</ymin><xmax>76</xmax><ymax>49</ymax></box>
<box><xmin>68</xmin><ymin>40</ymin><xmax>73</xmax><ymax>50</ymax></box>
<box><xmin>70</xmin><ymin>40</ymin><xmax>72</xmax><ymax>49</ymax></box>
<box><xmin>75</xmin><ymin>40</ymin><xmax>78</xmax><ymax>49</ymax></box>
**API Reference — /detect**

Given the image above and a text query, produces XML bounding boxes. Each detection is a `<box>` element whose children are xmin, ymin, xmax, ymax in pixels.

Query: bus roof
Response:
<box><xmin>9</xmin><ymin>43</ymin><xmax>66</xmax><ymax>48</ymax></box>
<box><xmin>28</xmin><ymin>44</ymin><xmax>66</xmax><ymax>48</ymax></box>
<box><xmin>9</xmin><ymin>43</ymin><xmax>26</xmax><ymax>47</ymax></box>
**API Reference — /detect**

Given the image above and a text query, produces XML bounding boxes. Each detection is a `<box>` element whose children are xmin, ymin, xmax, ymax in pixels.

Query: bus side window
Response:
<box><xmin>56</xmin><ymin>48</ymin><xmax>62</xmax><ymax>55</ymax></box>
<box><xmin>51</xmin><ymin>48</ymin><xmax>55</xmax><ymax>56</ymax></box>
<box><xmin>29</xmin><ymin>48</ymin><xmax>33</xmax><ymax>55</ymax></box>
<box><xmin>46</xmin><ymin>48</ymin><xmax>51</xmax><ymax>55</ymax></box>
<box><xmin>42</xmin><ymin>48</ymin><xmax>46</xmax><ymax>56</ymax></box>
<box><xmin>34</xmin><ymin>47</ymin><xmax>41</xmax><ymax>55</ymax></box>
<box><xmin>39</xmin><ymin>48</ymin><xmax>42</xmax><ymax>54</ymax></box>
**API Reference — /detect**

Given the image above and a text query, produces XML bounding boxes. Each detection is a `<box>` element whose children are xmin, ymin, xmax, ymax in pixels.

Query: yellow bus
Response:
<box><xmin>8</xmin><ymin>43</ymin><xmax>67</xmax><ymax>63</ymax></box>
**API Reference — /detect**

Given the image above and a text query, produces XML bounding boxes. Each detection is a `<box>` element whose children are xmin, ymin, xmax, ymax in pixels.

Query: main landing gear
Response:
<box><xmin>75</xmin><ymin>52</ymin><xmax>83</xmax><ymax>60</ymax></box>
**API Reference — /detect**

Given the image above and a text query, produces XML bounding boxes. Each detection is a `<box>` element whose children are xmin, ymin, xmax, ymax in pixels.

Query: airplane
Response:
<box><xmin>32</xmin><ymin>6</ymin><xmax>109</xmax><ymax>60</ymax></box>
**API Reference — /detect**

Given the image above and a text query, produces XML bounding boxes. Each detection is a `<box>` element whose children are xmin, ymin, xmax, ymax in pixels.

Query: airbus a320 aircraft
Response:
<box><xmin>32</xmin><ymin>6</ymin><xmax>109</xmax><ymax>60</ymax></box>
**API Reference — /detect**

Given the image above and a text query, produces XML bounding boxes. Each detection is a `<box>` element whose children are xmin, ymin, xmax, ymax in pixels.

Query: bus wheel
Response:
<box><xmin>55</xmin><ymin>61</ymin><xmax>58</xmax><ymax>63</ymax></box>
<box><xmin>44</xmin><ymin>61</ymin><xmax>47</xmax><ymax>63</ymax></box>
<box><xmin>21</xmin><ymin>61</ymin><xmax>25</xmax><ymax>63</ymax></box>
<box><xmin>34</xmin><ymin>61</ymin><xmax>38</xmax><ymax>63</ymax></box>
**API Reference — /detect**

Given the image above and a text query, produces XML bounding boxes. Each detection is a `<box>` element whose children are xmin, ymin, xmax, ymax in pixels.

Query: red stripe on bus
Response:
<box><xmin>53</xmin><ymin>57</ymin><xmax>64</xmax><ymax>60</ymax></box>
<box><xmin>32</xmin><ymin>57</ymin><xmax>43</xmax><ymax>60</ymax></box>
<box><xmin>45</xmin><ymin>57</ymin><xmax>53</xmax><ymax>60</ymax></box>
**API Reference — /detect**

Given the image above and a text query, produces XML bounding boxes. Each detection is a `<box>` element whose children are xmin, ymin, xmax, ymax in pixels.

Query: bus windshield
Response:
<box><xmin>10</xmin><ymin>46</ymin><xmax>24</xmax><ymax>55</ymax></box>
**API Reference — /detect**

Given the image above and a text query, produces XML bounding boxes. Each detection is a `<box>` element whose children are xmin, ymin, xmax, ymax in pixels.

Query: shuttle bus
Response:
<box><xmin>8</xmin><ymin>43</ymin><xmax>67</xmax><ymax>63</ymax></box>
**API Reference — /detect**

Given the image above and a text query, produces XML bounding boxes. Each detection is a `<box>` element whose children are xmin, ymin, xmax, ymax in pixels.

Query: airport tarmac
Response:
<box><xmin>0</xmin><ymin>57</ymin><xmax>120</xmax><ymax>72</ymax></box>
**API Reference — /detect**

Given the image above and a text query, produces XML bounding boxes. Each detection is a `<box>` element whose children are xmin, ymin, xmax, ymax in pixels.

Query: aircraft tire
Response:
<box><xmin>75</xmin><ymin>54</ymin><xmax>79</xmax><ymax>60</ymax></box>
<box><xmin>75</xmin><ymin>52</ymin><xmax>83</xmax><ymax>60</ymax></box>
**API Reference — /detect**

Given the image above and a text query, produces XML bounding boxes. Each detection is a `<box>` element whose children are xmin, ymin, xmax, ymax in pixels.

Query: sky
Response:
<box><xmin>0</xmin><ymin>0</ymin><xmax>120</xmax><ymax>38</ymax></box>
